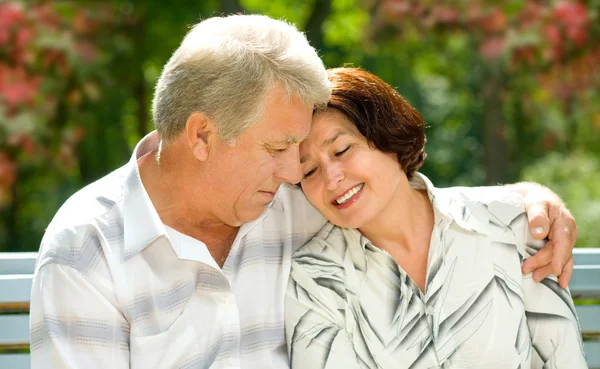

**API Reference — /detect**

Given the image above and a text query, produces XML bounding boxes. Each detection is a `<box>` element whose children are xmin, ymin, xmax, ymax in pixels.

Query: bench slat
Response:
<box><xmin>0</xmin><ymin>275</ymin><xmax>33</xmax><ymax>304</ymax></box>
<box><xmin>574</xmin><ymin>248</ymin><xmax>600</xmax><ymax>266</ymax></box>
<box><xmin>0</xmin><ymin>353</ymin><xmax>30</xmax><ymax>369</ymax></box>
<box><xmin>1</xmin><ymin>342</ymin><xmax>598</xmax><ymax>368</ymax></box>
<box><xmin>0</xmin><ymin>314</ymin><xmax>29</xmax><ymax>345</ymax></box>
<box><xmin>1</xmin><ymin>266</ymin><xmax>597</xmax><ymax>302</ymax></box>
<box><xmin>585</xmin><ymin>340</ymin><xmax>600</xmax><ymax>369</ymax></box>
<box><xmin>577</xmin><ymin>305</ymin><xmax>600</xmax><ymax>335</ymax></box>
<box><xmin>570</xmin><ymin>265</ymin><xmax>600</xmax><ymax>299</ymax></box>
<box><xmin>0</xmin><ymin>252</ymin><xmax>37</xmax><ymax>275</ymax></box>
<box><xmin>2</xmin><ymin>349</ymin><xmax>597</xmax><ymax>369</ymax></box>
<box><xmin>1</xmin><ymin>308</ymin><xmax>595</xmax><ymax>340</ymax></box>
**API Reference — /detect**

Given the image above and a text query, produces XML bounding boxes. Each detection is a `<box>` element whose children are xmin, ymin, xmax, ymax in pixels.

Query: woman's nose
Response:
<box><xmin>325</xmin><ymin>163</ymin><xmax>344</xmax><ymax>191</ymax></box>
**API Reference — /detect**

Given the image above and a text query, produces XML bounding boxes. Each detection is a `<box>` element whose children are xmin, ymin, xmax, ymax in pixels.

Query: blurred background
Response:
<box><xmin>0</xmin><ymin>0</ymin><xmax>598</xmax><ymax>253</ymax></box>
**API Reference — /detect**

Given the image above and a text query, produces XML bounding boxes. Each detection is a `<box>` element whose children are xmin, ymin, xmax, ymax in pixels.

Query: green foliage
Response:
<box><xmin>0</xmin><ymin>0</ymin><xmax>598</xmax><ymax>251</ymax></box>
<box><xmin>522</xmin><ymin>152</ymin><xmax>600</xmax><ymax>249</ymax></box>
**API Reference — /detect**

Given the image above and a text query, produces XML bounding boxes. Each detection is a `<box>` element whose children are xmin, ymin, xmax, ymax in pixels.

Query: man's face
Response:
<box><xmin>205</xmin><ymin>86</ymin><xmax>313</xmax><ymax>226</ymax></box>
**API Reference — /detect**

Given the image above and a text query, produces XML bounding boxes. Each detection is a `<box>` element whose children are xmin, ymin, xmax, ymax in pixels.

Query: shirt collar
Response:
<box><xmin>346</xmin><ymin>172</ymin><xmax>490</xmax><ymax>251</ymax></box>
<box><xmin>123</xmin><ymin>131</ymin><xmax>168</xmax><ymax>260</ymax></box>
<box><xmin>412</xmin><ymin>172</ymin><xmax>489</xmax><ymax>236</ymax></box>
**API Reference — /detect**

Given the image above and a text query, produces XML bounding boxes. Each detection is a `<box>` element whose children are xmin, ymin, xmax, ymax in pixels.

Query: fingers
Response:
<box><xmin>565</xmin><ymin>211</ymin><xmax>578</xmax><ymax>245</ymax></box>
<box><xmin>548</xmin><ymin>216</ymin><xmax>575</xmax><ymax>278</ymax></box>
<box><xmin>523</xmin><ymin>238</ymin><xmax>574</xmax><ymax>287</ymax></box>
<box><xmin>520</xmin><ymin>187</ymin><xmax>578</xmax><ymax>287</ymax></box>
<box><xmin>532</xmin><ymin>263</ymin><xmax>558</xmax><ymax>283</ymax></box>
<box><xmin>528</xmin><ymin>240</ymin><xmax>559</xmax><ymax>282</ymax></box>
<box><xmin>524</xmin><ymin>202</ymin><xmax>550</xmax><ymax>240</ymax></box>
<box><xmin>522</xmin><ymin>242</ymin><xmax>553</xmax><ymax>275</ymax></box>
<box><xmin>558</xmin><ymin>256</ymin><xmax>574</xmax><ymax>288</ymax></box>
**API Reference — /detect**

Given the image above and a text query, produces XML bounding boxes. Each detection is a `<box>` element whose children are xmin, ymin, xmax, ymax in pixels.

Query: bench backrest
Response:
<box><xmin>1</xmin><ymin>250</ymin><xmax>599</xmax><ymax>368</ymax></box>
<box><xmin>0</xmin><ymin>252</ymin><xmax>36</xmax><ymax>368</ymax></box>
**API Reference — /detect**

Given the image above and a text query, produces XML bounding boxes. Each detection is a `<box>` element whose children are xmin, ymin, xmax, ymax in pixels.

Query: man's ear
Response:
<box><xmin>185</xmin><ymin>112</ymin><xmax>215</xmax><ymax>161</ymax></box>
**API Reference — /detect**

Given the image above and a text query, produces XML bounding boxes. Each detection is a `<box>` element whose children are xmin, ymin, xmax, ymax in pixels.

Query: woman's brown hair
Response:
<box><xmin>325</xmin><ymin>67</ymin><xmax>427</xmax><ymax>178</ymax></box>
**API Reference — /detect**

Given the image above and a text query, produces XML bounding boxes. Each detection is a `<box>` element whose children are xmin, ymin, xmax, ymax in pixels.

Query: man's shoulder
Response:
<box><xmin>293</xmin><ymin>222</ymin><xmax>348</xmax><ymax>265</ymax></box>
<box><xmin>262</xmin><ymin>184</ymin><xmax>326</xmax><ymax>249</ymax></box>
<box><xmin>37</xmin><ymin>165</ymin><xmax>128</xmax><ymax>274</ymax></box>
<box><xmin>48</xmin><ymin>165</ymin><xmax>127</xmax><ymax>231</ymax></box>
<box><xmin>275</xmin><ymin>184</ymin><xmax>324</xmax><ymax>219</ymax></box>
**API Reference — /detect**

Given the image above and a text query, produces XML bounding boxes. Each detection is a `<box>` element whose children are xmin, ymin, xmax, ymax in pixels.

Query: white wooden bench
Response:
<box><xmin>1</xmin><ymin>250</ymin><xmax>600</xmax><ymax>368</ymax></box>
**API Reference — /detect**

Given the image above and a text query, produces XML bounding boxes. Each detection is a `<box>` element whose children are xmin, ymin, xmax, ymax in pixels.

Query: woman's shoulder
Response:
<box><xmin>438</xmin><ymin>186</ymin><xmax>527</xmax><ymax>228</ymax></box>
<box><xmin>439</xmin><ymin>186</ymin><xmax>544</xmax><ymax>256</ymax></box>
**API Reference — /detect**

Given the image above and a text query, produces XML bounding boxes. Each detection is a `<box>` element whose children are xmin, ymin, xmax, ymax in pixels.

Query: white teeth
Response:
<box><xmin>335</xmin><ymin>183</ymin><xmax>364</xmax><ymax>205</ymax></box>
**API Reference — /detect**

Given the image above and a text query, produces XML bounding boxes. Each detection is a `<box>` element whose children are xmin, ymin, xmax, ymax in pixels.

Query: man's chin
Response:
<box><xmin>234</xmin><ymin>204</ymin><xmax>271</xmax><ymax>224</ymax></box>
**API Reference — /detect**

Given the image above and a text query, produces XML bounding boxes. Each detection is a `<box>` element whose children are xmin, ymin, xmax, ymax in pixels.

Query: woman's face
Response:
<box><xmin>299</xmin><ymin>109</ymin><xmax>405</xmax><ymax>229</ymax></box>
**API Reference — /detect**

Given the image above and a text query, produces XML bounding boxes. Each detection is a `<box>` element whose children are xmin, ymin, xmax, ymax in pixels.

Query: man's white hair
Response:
<box><xmin>152</xmin><ymin>14</ymin><xmax>331</xmax><ymax>144</ymax></box>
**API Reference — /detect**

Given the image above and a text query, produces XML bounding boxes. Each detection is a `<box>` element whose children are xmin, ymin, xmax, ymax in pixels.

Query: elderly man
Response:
<box><xmin>30</xmin><ymin>14</ymin><xmax>577</xmax><ymax>369</ymax></box>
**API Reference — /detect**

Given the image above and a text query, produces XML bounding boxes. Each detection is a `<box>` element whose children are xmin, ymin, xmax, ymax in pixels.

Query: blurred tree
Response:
<box><xmin>0</xmin><ymin>0</ymin><xmax>598</xmax><ymax>251</ymax></box>
<box><xmin>0</xmin><ymin>2</ymin><xmax>130</xmax><ymax>250</ymax></box>
<box><xmin>367</xmin><ymin>0</ymin><xmax>600</xmax><ymax>185</ymax></box>
<box><xmin>522</xmin><ymin>151</ymin><xmax>600</xmax><ymax>250</ymax></box>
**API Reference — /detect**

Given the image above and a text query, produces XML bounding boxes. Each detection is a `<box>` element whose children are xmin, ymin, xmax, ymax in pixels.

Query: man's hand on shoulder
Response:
<box><xmin>508</xmin><ymin>182</ymin><xmax>577</xmax><ymax>288</ymax></box>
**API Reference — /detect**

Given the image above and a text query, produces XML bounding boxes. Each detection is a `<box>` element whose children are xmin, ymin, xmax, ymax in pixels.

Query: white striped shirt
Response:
<box><xmin>30</xmin><ymin>131</ymin><xmax>327</xmax><ymax>369</ymax></box>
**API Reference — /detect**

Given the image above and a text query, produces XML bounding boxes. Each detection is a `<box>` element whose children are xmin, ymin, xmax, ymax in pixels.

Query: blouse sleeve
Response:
<box><xmin>517</xmin><ymin>221</ymin><xmax>588</xmax><ymax>368</ymax></box>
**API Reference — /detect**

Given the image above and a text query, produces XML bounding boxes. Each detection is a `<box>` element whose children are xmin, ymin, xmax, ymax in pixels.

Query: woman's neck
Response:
<box><xmin>357</xmin><ymin>176</ymin><xmax>435</xmax><ymax>292</ymax></box>
<box><xmin>358</xmin><ymin>177</ymin><xmax>434</xmax><ymax>255</ymax></box>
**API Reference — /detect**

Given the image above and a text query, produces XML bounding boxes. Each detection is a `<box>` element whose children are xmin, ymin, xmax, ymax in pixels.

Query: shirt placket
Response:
<box><xmin>423</xmin><ymin>216</ymin><xmax>452</xmax><ymax>365</ymax></box>
<box><xmin>217</xmin><ymin>286</ymin><xmax>241</xmax><ymax>368</ymax></box>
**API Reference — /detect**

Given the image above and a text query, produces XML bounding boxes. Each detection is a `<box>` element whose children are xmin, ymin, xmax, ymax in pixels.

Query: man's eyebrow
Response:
<box><xmin>262</xmin><ymin>136</ymin><xmax>299</xmax><ymax>148</ymax></box>
<box><xmin>269</xmin><ymin>136</ymin><xmax>300</xmax><ymax>145</ymax></box>
<box><xmin>300</xmin><ymin>130</ymin><xmax>346</xmax><ymax>164</ymax></box>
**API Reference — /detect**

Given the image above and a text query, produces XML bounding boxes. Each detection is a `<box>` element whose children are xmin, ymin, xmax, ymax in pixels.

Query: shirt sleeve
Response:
<box><xmin>30</xmin><ymin>263</ymin><xmax>130</xmax><ymax>369</ymax></box>
<box><xmin>517</xmin><ymin>226</ymin><xmax>588</xmax><ymax>368</ymax></box>
<box><xmin>285</xmin><ymin>255</ymin><xmax>369</xmax><ymax>369</ymax></box>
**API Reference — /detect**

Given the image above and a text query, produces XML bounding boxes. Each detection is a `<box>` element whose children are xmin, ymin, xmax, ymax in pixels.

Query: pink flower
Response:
<box><xmin>432</xmin><ymin>5</ymin><xmax>458</xmax><ymax>24</ymax></box>
<box><xmin>480</xmin><ymin>37</ymin><xmax>505</xmax><ymax>60</ymax></box>
<box><xmin>0</xmin><ymin>65</ymin><xmax>39</xmax><ymax>108</ymax></box>
<box><xmin>544</xmin><ymin>24</ymin><xmax>562</xmax><ymax>46</ymax></box>
<box><xmin>554</xmin><ymin>1</ymin><xmax>588</xmax><ymax>27</ymax></box>
<box><xmin>15</xmin><ymin>27</ymin><xmax>34</xmax><ymax>49</ymax></box>
<box><xmin>0</xmin><ymin>3</ymin><xmax>25</xmax><ymax>29</ymax></box>
<box><xmin>554</xmin><ymin>1</ymin><xmax>589</xmax><ymax>47</ymax></box>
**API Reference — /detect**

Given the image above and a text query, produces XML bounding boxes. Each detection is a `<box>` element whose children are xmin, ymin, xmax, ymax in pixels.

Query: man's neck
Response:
<box><xmin>138</xmin><ymin>146</ymin><xmax>239</xmax><ymax>268</ymax></box>
<box><xmin>168</xmin><ymin>219</ymin><xmax>239</xmax><ymax>268</ymax></box>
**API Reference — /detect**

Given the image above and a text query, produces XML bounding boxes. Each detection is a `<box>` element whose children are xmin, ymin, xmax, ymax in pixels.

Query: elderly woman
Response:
<box><xmin>285</xmin><ymin>68</ymin><xmax>586</xmax><ymax>369</ymax></box>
